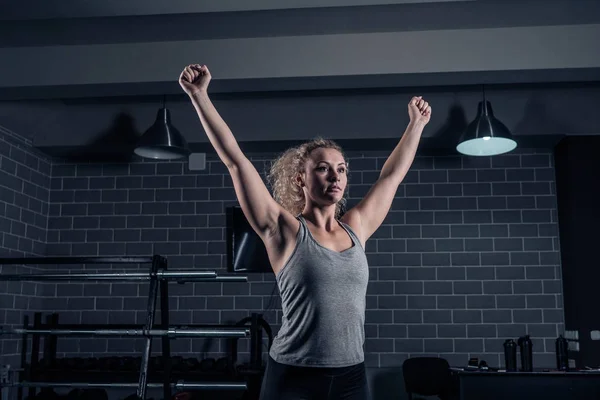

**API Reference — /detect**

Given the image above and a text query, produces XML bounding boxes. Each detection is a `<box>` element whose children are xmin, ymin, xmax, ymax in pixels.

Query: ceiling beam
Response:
<box><xmin>1</xmin><ymin>24</ymin><xmax>599</xmax><ymax>100</ymax></box>
<box><xmin>0</xmin><ymin>0</ymin><xmax>471</xmax><ymax>20</ymax></box>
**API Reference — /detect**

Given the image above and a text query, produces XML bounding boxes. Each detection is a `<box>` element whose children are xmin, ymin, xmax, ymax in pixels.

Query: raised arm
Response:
<box><xmin>179</xmin><ymin>64</ymin><xmax>286</xmax><ymax>237</ymax></box>
<box><xmin>343</xmin><ymin>96</ymin><xmax>431</xmax><ymax>242</ymax></box>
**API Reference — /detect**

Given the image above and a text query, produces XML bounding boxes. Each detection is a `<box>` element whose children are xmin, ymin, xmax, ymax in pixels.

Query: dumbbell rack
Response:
<box><xmin>0</xmin><ymin>255</ymin><xmax>251</xmax><ymax>400</ymax></box>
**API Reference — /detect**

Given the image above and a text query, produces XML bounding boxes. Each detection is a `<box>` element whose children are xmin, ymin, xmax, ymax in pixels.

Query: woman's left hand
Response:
<box><xmin>408</xmin><ymin>96</ymin><xmax>432</xmax><ymax>125</ymax></box>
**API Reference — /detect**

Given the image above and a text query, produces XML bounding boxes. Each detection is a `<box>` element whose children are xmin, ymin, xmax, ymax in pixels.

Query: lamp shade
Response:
<box><xmin>456</xmin><ymin>101</ymin><xmax>517</xmax><ymax>156</ymax></box>
<box><xmin>134</xmin><ymin>108</ymin><xmax>190</xmax><ymax>160</ymax></box>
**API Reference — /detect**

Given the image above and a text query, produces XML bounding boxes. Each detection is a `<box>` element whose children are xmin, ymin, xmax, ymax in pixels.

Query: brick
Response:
<box><xmin>524</xmin><ymin>238</ymin><xmax>553</xmax><ymax>251</ymax></box>
<box><xmin>478</xmin><ymin>196</ymin><xmax>507</xmax><ymax>210</ymax></box>
<box><xmin>434</xmin><ymin>211</ymin><xmax>462</xmax><ymax>224</ymax></box>
<box><xmin>543</xmin><ymin>310</ymin><xmax>564</xmax><ymax>323</ymax></box>
<box><xmin>494</xmin><ymin>238</ymin><xmax>523</xmax><ymax>251</ymax></box>
<box><xmin>422</xmin><ymin>253</ymin><xmax>451</xmax><ymax>267</ymax></box>
<box><xmin>527</xmin><ymin>324</ymin><xmax>558</xmax><ymax>338</ymax></box>
<box><xmin>495</xmin><ymin>266</ymin><xmax>525</xmax><ymax>280</ymax></box>
<box><xmin>154</xmin><ymin>189</ymin><xmax>181</xmax><ymax>202</ymax></box>
<box><xmin>483</xmin><ymin>281</ymin><xmax>512</xmax><ymax>294</ymax></box>
<box><xmin>483</xmin><ymin>310</ymin><xmax>512</xmax><ymax>323</ymax></box>
<box><xmin>437</xmin><ymin>296</ymin><xmax>466</xmax><ymax>309</ymax></box>
<box><xmin>407</xmin><ymin>296</ymin><xmax>436</xmax><ymax>309</ymax></box>
<box><xmin>451</xmin><ymin>253</ymin><xmax>480</xmax><ymax>266</ymax></box>
<box><xmin>439</xmin><ymin>324</ymin><xmax>468</xmax><ymax>338</ymax></box>
<box><xmin>424</xmin><ymin>339</ymin><xmax>453</xmax><ymax>353</ymax></box>
<box><xmin>463</xmin><ymin>210</ymin><xmax>492</xmax><ymax>224</ymax></box>
<box><xmin>510</xmin><ymin>252</ymin><xmax>540</xmax><ymax>266</ymax></box>
<box><xmin>437</xmin><ymin>267</ymin><xmax>466</xmax><ymax>281</ymax></box>
<box><xmin>420</xmin><ymin>197</ymin><xmax>448</xmax><ymax>211</ymax></box>
<box><xmin>513</xmin><ymin>281</ymin><xmax>543</xmax><ymax>294</ymax></box>
<box><xmin>378</xmin><ymin>239</ymin><xmax>406</xmax><ymax>253</ymax></box>
<box><xmin>407</xmin><ymin>267</ymin><xmax>436</xmax><ymax>280</ymax></box>
<box><xmin>507</xmin><ymin>168</ymin><xmax>534</xmax><ymax>182</ymax></box>
<box><xmin>496</xmin><ymin>295</ymin><xmax>526</xmax><ymax>309</ymax></box>
<box><xmin>493</xmin><ymin>210</ymin><xmax>521</xmax><ymax>223</ymax></box>
<box><xmin>435</xmin><ymin>239</ymin><xmax>464</xmax><ymax>252</ymax></box>
<box><xmin>393</xmin><ymin>254</ymin><xmax>421</xmax><ymax>267</ymax></box>
<box><xmin>466</xmin><ymin>295</ymin><xmax>496</xmax><ymax>309</ymax></box>
<box><xmin>406</xmin><ymin>211</ymin><xmax>434</xmax><ymax>224</ymax></box>
<box><xmin>395</xmin><ymin>282</ymin><xmax>423</xmax><ymax>295</ymax></box>
<box><xmin>543</xmin><ymin>280</ymin><xmax>562</xmax><ymax>294</ymax></box>
<box><xmin>366</xmin><ymin>310</ymin><xmax>393</xmax><ymax>324</ymax></box>
<box><xmin>423</xmin><ymin>310</ymin><xmax>452</xmax><ymax>323</ymax></box>
<box><xmin>392</xmin><ymin>225</ymin><xmax>420</xmax><ymax>239</ymax></box>
<box><xmin>128</xmin><ymin>189</ymin><xmax>154</xmax><ymax>202</ymax></box>
<box><xmin>467</xmin><ymin>324</ymin><xmax>497</xmax><ymax>338</ymax></box>
<box><xmin>465</xmin><ymin>239</ymin><xmax>494</xmax><ymax>252</ymax></box>
<box><xmin>455</xmin><ymin>338</ymin><xmax>484</xmax><ymax>352</ymax></box>
<box><xmin>395</xmin><ymin>339</ymin><xmax>424</xmax><ymax>353</ymax></box>
<box><xmin>407</xmin><ymin>324</ymin><xmax>437</xmax><ymax>338</ymax></box>
<box><xmin>454</xmin><ymin>281</ymin><xmax>482</xmax><ymax>295</ymax></box>
<box><xmin>467</xmin><ymin>267</ymin><xmax>495</xmax><ymax>280</ymax></box>
<box><xmin>448</xmin><ymin>170</ymin><xmax>476</xmax><ymax>183</ymax></box>
<box><xmin>434</xmin><ymin>184</ymin><xmax>462</xmax><ymax>196</ymax></box>
<box><xmin>450</xmin><ymin>225</ymin><xmax>479</xmax><ymax>238</ymax></box>
<box><xmin>463</xmin><ymin>183</ymin><xmax>491</xmax><ymax>196</ymax></box>
<box><xmin>492</xmin><ymin>182</ymin><xmax>521</xmax><ymax>196</ymax></box>
<box><xmin>536</xmin><ymin>195</ymin><xmax>557</xmax><ymax>209</ymax></box>
<box><xmin>114</xmin><ymin>176</ymin><xmax>142</xmax><ymax>189</ymax></box>
<box><xmin>378</xmin><ymin>295</ymin><xmax>407</xmax><ymax>309</ymax></box>
<box><xmin>378</xmin><ymin>267</ymin><xmax>407</xmax><ymax>280</ymax></box>
<box><xmin>507</xmin><ymin>196</ymin><xmax>536</xmax><ymax>210</ymax></box>
<box><xmin>424</xmin><ymin>282</ymin><xmax>452</xmax><ymax>295</ymax></box>
<box><xmin>521</xmin><ymin>155</ymin><xmax>550</xmax><ymax>168</ymax></box>
<box><xmin>467</xmin><ymin>158</ymin><xmax>496</xmax><ymax>171</ymax></box>
<box><xmin>523</xmin><ymin>210</ymin><xmax>552</xmax><ymax>223</ymax></box>
<box><xmin>522</xmin><ymin>267</ymin><xmax>554</xmax><ymax>281</ymax></box>
<box><xmin>433</xmin><ymin>156</ymin><xmax>461</xmax><ymax>169</ymax></box>
<box><xmin>394</xmin><ymin>310</ymin><xmax>422</xmax><ymax>324</ymax></box>
<box><xmin>449</xmin><ymin>197</ymin><xmax>477</xmax><ymax>210</ymax></box>
<box><xmin>391</xmin><ymin>198</ymin><xmax>419</xmax><ymax>211</ymax></box>
<box><xmin>407</xmin><ymin>239</ymin><xmax>435</xmax><ymax>252</ymax></box>
<box><xmin>479</xmin><ymin>224</ymin><xmax>508</xmax><ymax>238</ymax></box>
<box><xmin>526</xmin><ymin>295</ymin><xmax>556</xmax><ymax>309</ymax></box>
<box><xmin>513</xmin><ymin>310</ymin><xmax>542</xmax><ymax>323</ymax></box>
<box><xmin>379</xmin><ymin>324</ymin><xmax>407</xmax><ymax>338</ymax></box>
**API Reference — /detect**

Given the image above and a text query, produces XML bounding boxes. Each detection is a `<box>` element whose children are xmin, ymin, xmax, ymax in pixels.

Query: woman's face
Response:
<box><xmin>300</xmin><ymin>147</ymin><xmax>347</xmax><ymax>206</ymax></box>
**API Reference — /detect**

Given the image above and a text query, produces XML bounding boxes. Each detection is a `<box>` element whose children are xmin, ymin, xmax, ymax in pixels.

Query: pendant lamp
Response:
<box><xmin>134</xmin><ymin>95</ymin><xmax>190</xmax><ymax>160</ymax></box>
<box><xmin>456</xmin><ymin>86</ymin><xmax>517</xmax><ymax>156</ymax></box>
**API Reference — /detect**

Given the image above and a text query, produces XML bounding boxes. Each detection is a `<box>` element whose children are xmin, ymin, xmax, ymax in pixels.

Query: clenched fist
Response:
<box><xmin>179</xmin><ymin>64</ymin><xmax>211</xmax><ymax>97</ymax></box>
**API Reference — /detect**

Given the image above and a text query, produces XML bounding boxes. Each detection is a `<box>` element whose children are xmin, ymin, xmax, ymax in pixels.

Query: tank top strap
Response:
<box><xmin>338</xmin><ymin>219</ymin><xmax>364</xmax><ymax>251</ymax></box>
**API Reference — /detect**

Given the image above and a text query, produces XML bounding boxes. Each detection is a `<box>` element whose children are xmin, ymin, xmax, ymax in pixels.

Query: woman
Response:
<box><xmin>179</xmin><ymin>64</ymin><xmax>431</xmax><ymax>400</ymax></box>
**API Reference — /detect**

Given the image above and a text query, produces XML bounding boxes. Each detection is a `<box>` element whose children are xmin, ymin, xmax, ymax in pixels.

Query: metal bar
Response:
<box><xmin>175</xmin><ymin>381</ymin><xmax>247</xmax><ymax>390</ymax></box>
<box><xmin>7</xmin><ymin>381</ymin><xmax>248</xmax><ymax>390</ymax></box>
<box><xmin>0</xmin><ymin>270</ymin><xmax>218</xmax><ymax>282</ymax></box>
<box><xmin>137</xmin><ymin>255</ymin><xmax>161</xmax><ymax>400</ymax></box>
<box><xmin>1</xmin><ymin>328</ymin><xmax>249</xmax><ymax>338</ymax></box>
<box><xmin>29</xmin><ymin>313</ymin><xmax>41</xmax><ymax>399</ymax></box>
<box><xmin>0</xmin><ymin>256</ymin><xmax>154</xmax><ymax>265</ymax></box>
<box><xmin>209</xmin><ymin>276</ymin><xmax>248</xmax><ymax>282</ymax></box>
<box><xmin>159</xmin><ymin>258</ymin><xmax>171</xmax><ymax>400</ymax></box>
<box><xmin>17</xmin><ymin>315</ymin><xmax>28</xmax><ymax>400</ymax></box>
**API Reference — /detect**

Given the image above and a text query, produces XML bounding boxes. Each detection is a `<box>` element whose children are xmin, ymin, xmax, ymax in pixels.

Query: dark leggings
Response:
<box><xmin>259</xmin><ymin>356</ymin><xmax>370</xmax><ymax>400</ymax></box>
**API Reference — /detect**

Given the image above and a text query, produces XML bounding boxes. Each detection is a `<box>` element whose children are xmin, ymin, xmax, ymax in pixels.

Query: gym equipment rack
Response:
<box><xmin>0</xmin><ymin>255</ymin><xmax>250</xmax><ymax>400</ymax></box>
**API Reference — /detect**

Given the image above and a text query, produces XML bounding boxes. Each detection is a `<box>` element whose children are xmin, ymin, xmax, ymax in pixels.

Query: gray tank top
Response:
<box><xmin>269</xmin><ymin>215</ymin><xmax>370</xmax><ymax>367</ymax></box>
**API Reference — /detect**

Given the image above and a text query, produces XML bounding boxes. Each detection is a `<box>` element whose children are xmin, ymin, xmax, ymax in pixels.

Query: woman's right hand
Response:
<box><xmin>179</xmin><ymin>64</ymin><xmax>211</xmax><ymax>97</ymax></box>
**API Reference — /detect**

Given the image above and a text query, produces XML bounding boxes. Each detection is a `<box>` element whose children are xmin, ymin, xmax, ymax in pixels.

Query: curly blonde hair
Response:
<box><xmin>268</xmin><ymin>138</ymin><xmax>348</xmax><ymax>218</ymax></box>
